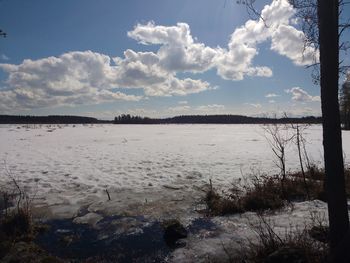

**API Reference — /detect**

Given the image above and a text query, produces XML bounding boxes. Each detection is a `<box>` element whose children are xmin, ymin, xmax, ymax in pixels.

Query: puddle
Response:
<box><xmin>35</xmin><ymin>215</ymin><xmax>218</xmax><ymax>262</ymax></box>
<box><xmin>188</xmin><ymin>217</ymin><xmax>218</xmax><ymax>234</ymax></box>
<box><xmin>36</xmin><ymin>215</ymin><xmax>170</xmax><ymax>262</ymax></box>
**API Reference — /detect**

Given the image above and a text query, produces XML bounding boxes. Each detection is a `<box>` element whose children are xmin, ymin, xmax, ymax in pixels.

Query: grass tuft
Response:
<box><xmin>204</xmin><ymin>166</ymin><xmax>350</xmax><ymax>216</ymax></box>
<box><xmin>231</xmin><ymin>215</ymin><xmax>329</xmax><ymax>263</ymax></box>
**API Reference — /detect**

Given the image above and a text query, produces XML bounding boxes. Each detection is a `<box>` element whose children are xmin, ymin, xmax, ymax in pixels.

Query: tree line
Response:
<box><xmin>114</xmin><ymin>114</ymin><xmax>322</xmax><ymax>124</ymax></box>
<box><xmin>0</xmin><ymin>115</ymin><xmax>111</xmax><ymax>124</ymax></box>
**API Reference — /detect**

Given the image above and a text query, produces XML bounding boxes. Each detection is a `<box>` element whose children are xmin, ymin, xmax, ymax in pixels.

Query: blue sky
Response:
<box><xmin>0</xmin><ymin>0</ymin><xmax>345</xmax><ymax>119</ymax></box>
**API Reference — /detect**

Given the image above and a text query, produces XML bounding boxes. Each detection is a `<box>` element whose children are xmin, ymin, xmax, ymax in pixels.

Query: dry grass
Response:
<box><xmin>0</xmin><ymin>167</ymin><xmax>36</xmax><ymax>260</ymax></box>
<box><xmin>204</xmin><ymin>167</ymin><xmax>350</xmax><ymax>216</ymax></box>
<box><xmin>1</xmin><ymin>208</ymin><xmax>32</xmax><ymax>239</ymax></box>
<box><xmin>241</xmin><ymin>216</ymin><xmax>329</xmax><ymax>263</ymax></box>
<box><xmin>204</xmin><ymin>175</ymin><xmax>285</xmax><ymax>216</ymax></box>
<box><xmin>224</xmin><ymin>214</ymin><xmax>330</xmax><ymax>263</ymax></box>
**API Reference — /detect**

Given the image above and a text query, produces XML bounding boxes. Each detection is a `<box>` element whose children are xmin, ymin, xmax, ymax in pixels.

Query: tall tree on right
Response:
<box><xmin>283</xmin><ymin>0</ymin><xmax>350</xmax><ymax>260</ymax></box>
<box><xmin>317</xmin><ymin>1</ymin><xmax>349</xmax><ymax>261</ymax></box>
<box><xmin>240</xmin><ymin>0</ymin><xmax>350</xmax><ymax>261</ymax></box>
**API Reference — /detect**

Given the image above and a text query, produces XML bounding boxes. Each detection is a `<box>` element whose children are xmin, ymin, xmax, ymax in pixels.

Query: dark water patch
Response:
<box><xmin>35</xmin><ymin>215</ymin><xmax>170</xmax><ymax>262</ymax></box>
<box><xmin>188</xmin><ymin>217</ymin><xmax>218</xmax><ymax>234</ymax></box>
<box><xmin>35</xmin><ymin>215</ymin><xmax>220</xmax><ymax>262</ymax></box>
<box><xmin>76</xmin><ymin>205</ymin><xmax>90</xmax><ymax>217</ymax></box>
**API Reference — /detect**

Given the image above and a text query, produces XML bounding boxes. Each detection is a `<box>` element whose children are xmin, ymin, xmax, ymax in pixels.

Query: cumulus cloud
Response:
<box><xmin>246</xmin><ymin>103</ymin><xmax>262</xmax><ymax>108</ymax></box>
<box><xmin>128</xmin><ymin>22</ymin><xmax>217</xmax><ymax>73</ymax></box>
<box><xmin>167</xmin><ymin>104</ymin><xmax>225</xmax><ymax>115</ymax></box>
<box><xmin>167</xmin><ymin>105</ymin><xmax>191</xmax><ymax>113</ymax></box>
<box><xmin>282</xmin><ymin>106</ymin><xmax>321</xmax><ymax>117</ymax></box>
<box><xmin>126</xmin><ymin>0</ymin><xmax>316</xmax><ymax>82</ymax></box>
<box><xmin>0</xmin><ymin>51</ymin><xmax>142</xmax><ymax>112</ymax></box>
<box><xmin>0</xmin><ymin>50</ymin><xmax>209</xmax><ymax>111</ymax></box>
<box><xmin>113</xmin><ymin>49</ymin><xmax>211</xmax><ymax>96</ymax></box>
<box><xmin>127</xmin><ymin>20</ymin><xmax>274</xmax><ymax>80</ymax></box>
<box><xmin>265</xmin><ymin>93</ymin><xmax>279</xmax><ymax>98</ymax></box>
<box><xmin>143</xmin><ymin>77</ymin><xmax>211</xmax><ymax>97</ymax></box>
<box><xmin>215</xmin><ymin>0</ymin><xmax>317</xmax><ymax>79</ymax></box>
<box><xmin>285</xmin><ymin>87</ymin><xmax>320</xmax><ymax>102</ymax></box>
<box><xmin>0</xmin><ymin>0</ymin><xmax>318</xmax><ymax>112</ymax></box>
<box><xmin>271</xmin><ymin>25</ymin><xmax>318</xmax><ymax>66</ymax></box>
<box><xmin>196</xmin><ymin>104</ymin><xmax>225</xmax><ymax>111</ymax></box>
<box><xmin>261</xmin><ymin>0</ymin><xmax>317</xmax><ymax>65</ymax></box>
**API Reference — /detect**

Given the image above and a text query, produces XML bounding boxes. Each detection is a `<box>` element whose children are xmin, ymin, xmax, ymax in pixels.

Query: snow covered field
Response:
<box><xmin>1</xmin><ymin>124</ymin><xmax>350</xmax><ymax>219</ymax></box>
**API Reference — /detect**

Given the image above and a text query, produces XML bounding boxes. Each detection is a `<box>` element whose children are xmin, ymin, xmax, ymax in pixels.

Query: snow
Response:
<box><xmin>2</xmin><ymin>123</ymin><xmax>350</xmax><ymax>261</ymax></box>
<box><xmin>0</xmin><ymin>124</ymin><xmax>349</xmax><ymax>220</ymax></box>
<box><xmin>170</xmin><ymin>200</ymin><xmax>331</xmax><ymax>263</ymax></box>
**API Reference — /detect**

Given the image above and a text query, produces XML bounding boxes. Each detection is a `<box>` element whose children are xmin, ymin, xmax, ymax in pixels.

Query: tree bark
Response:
<box><xmin>296</xmin><ymin>125</ymin><xmax>309</xmax><ymax>199</ymax></box>
<box><xmin>317</xmin><ymin>0</ymin><xmax>350</xmax><ymax>261</ymax></box>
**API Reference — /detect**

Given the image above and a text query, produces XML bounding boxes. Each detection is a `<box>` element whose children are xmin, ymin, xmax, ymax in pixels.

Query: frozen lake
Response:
<box><xmin>1</xmin><ymin>124</ymin><xmax>349</xmax><ymax>219</ymax></box>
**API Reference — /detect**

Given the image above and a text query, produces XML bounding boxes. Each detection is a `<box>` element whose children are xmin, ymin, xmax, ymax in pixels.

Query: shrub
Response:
<box><xmin>0</xmin><ymin>168</ymin><xmax>34</xmax><ymax>259</ymax></box>
<box><xmin>1</xmin><ymin>208</ymin><xmax>32</xmax><ymax>239</ymax></box>
<box><xmin>204</xmin><ymin>184</ymin><xmax>242</xmax><ymax>216</ymax></box>
<box><xmin>204</xmin><ymin>176</ymin><xmax>285</xmax><ymax>216</ymax></box>
<box><xmin>241</xmin><ymin>175</ymin><xmax>284</xmax><ymax>212</ymax></box>
<box><xmin>203</xmin><ymin>166</ymin><xmax>343</xmax><ymax>216</ymax></box>
<box><xmin>234</xmin><ymin>215</ymin><xmax>329</xmax><ymax>263</ymax></box>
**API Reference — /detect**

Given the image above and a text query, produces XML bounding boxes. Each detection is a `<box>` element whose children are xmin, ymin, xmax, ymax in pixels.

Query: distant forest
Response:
<box><xmin>0</xmin><ymin>115</ymin><xmax>112</xmax><ymax>124</ymax></box>
<box><xmin>0</xmin><ymin>114</ymin><xmax>323</xmax><ymax>124</ymax></box>
<box><xmin>114</xmin><ymin>114</ymin><xmax>322</xmax><ymax>124</ymax></box>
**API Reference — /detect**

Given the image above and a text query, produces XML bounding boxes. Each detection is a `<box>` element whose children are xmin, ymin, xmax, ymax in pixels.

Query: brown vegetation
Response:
<box><xmin>0</xmin><ymin>170</ymin><xmax>62</xmax><ymax>263</ymax></box>
<box><xmin>233</xmin><ymin>215</ymin><xmax>330</xmax><ymax>263</ymax></box>
<box><xmin>204</xmin><ymin>167</ymin><xmax>350</xmax><ymax>216</ymax></box>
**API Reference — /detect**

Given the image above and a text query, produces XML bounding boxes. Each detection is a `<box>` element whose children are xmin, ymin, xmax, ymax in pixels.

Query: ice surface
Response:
<box><xmin>170</xmin><ymin>200</ymin><xmax>331</xmax><ymax>262</ymax></box>
<box><xmin>1</xmin><ymin>124</ymin><xmax>350</xmax><ymax>220</ymax></box>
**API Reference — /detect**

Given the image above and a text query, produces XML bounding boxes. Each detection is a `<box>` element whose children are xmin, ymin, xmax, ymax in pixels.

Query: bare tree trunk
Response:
<box><xmin>296</xmin><ymin>125</ymin><xmax>310</xmax><ymax>199</ymax></box>
<box><xmin>317</xmin><ymin>0</ymin><xmax>350</xmax><ymax>261</ymax></box>
<box><xmin>262</xmin><ymin>124</ymin><xmax>292</xmax><ymax>199</ymax></box>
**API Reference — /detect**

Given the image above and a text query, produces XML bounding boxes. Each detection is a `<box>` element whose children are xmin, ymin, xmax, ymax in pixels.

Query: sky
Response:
<box><xmin>0</xmin><ymin>0</ymin><xmax>348</xmax><ymax>119</ymax></box>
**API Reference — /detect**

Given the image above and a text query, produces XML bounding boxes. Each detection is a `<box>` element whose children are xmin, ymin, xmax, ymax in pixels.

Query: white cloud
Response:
<box><xmin>271</xmin><ymin>24</ymin><xmax>318</xmax><ymax>66</ymax></box>
<box><xmin>112</xmin><ymin>49</ymin><xmax>212</xmax><ymax>96</ymax></box>
<box><xmin>167</xmin><ymin>105</ymin><xmax>191</xmax><ymax>113</ymax></box>
<box><xmin>196</xmin><ymin>104</ymin><xmax>225</xmax><ymax>111</ymax></box>
<box><xmin>166</xmin><ymin>104</ymin><xmax>225</xmax><ymax>115</ymax></box>
<box><xmin>113</xmin><ymin>49</ymin><xmax>167</xmax><ymax>88</ymax></box>
<box><xmin>269</xmin><ymin>100</ymin><xmax>276</xmax><ymax>103</ymax></box>
<box><xmin>282</xmin><ymin>106</ymin><xmax>321</xmax><ymax>117</ymax></box>
<box><xmin>127</xmin><ymin>15</ymin><xmax>278</xmax><ymax>81</ymax></box>
<box><xmin>0</xmin><ymin>50</ymin><xmax>210</xmax><ymax>111</ymax></box>
<box><xmin>128</xmin><ymin>22</ymin><xmax>193</xmax><ymax>47</ymax></box>
<box><xmin>143</xmin><ymin>77</ymin><xmax>211</xmax><ymax>97</ymax></box>
<box><xmin>246</xmin><ymin>103</ymin><xmax>262</xmax><ymax>108</ymax></box>
<box><xmin>0</xmin><ymin>0</ymin><xmax>318</xmax><ymax>112</ymax></box>
<box><xmin>178</xmin><ymin>100</ymin><xmax>188</xmax><ymax>104</ymax></box>
<box><xmin>128</xmin><ymin>22</ymin><xmax>217</xmax><ymax>73</ymax></box>
<box><xmin>215</xmin><ymin>0</ymin><xmax>317</xmax><ymax>79</ymax></box>
<box><xmin>285</xmin><ymin>87</ymin><xmax>320</xmax><ymax>102</ymax></box>
<box><xmin>265</xmin><ymin>93</ymin><xmax>279</xmax><ymax>98</ymax></box>
<box><xmin>0</xmin><ymin>51</ymin><xmax>142</xmax><ymax>112</ymax></box>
